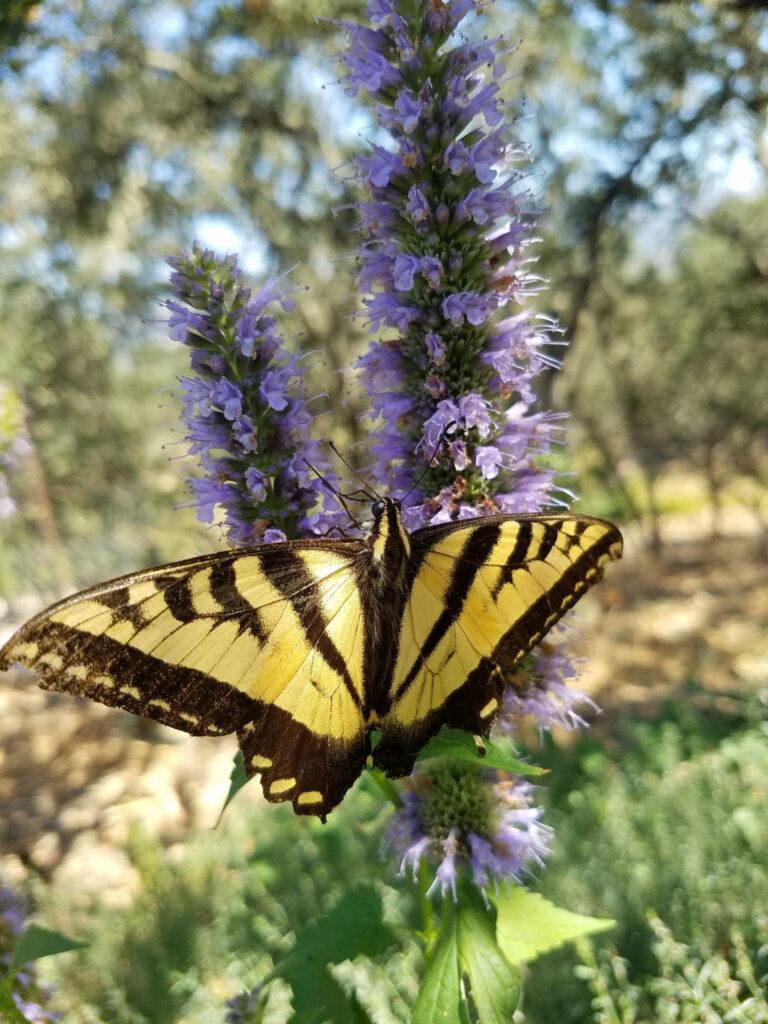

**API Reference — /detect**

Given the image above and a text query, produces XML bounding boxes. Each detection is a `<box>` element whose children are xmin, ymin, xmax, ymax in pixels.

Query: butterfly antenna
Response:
<box><xmin>400</xmin><ymin>420</ymin><xmax>457</xmax><ymax>504</ymax></box>
<box><xmin>328</xmin><ymin>440</ymin><xmax>383</xmax><ymax>501</ymax></box>
<box><xmin>302</xmin><ymin>458</ymin><xmax>363</xmax><ymax>530</ymax></box>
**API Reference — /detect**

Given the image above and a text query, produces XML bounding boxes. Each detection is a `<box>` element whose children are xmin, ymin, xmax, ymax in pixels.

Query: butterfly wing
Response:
<box><xmin>372</xmin><ymin>514</ymin><xmax>622</xmax><ymax>776</ymax></box>
<box><xmin>0</xmin><ymin>541</ymin><xmax>369</xmax><ymax>818</ymax></box>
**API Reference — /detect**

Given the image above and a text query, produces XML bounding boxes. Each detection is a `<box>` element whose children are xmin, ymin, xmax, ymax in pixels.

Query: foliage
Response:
<box><xmin>562</xmin><ymin>195</ymin><xmax>768</xmax><ymax>534</ymax></box>
<box><xmin>0</xmin><ymin>1</ymin><xmax>41</xmax><ymax>51</ymax></box>
<box><xmin>575</xmin><ymin>919</ymin><xmax>768</xmax><ymax>1024</ymax></box>
<box><xmin>0</xmin><ymin>0</ymin><xmax>367</xmax><ymax>599</ymax></box>
<box><xmin>521</xmin><ymin>720</ymin><xmax>768</xmax><ymax>1023</ymax></box>
<box><xmin>1</xmin><ymin>886</ymin><xmax>85</xmax><ymax>1024</ymax></box>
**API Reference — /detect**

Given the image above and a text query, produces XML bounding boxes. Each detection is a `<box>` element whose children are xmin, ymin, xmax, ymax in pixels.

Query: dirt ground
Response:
<box><xmin>0</xmin><ymin>506</ymin><xmax>765</xmax><ymax>904</ymax></box>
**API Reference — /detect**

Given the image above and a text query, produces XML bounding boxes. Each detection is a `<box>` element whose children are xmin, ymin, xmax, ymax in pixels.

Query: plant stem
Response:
<box><xmin>419</xmin><ymin>857</ymin><xmax>439</xmax><ymax>965</ymax></box>
<box><xmin>366</xmin><ymin>768</ymin><xmax>404</xmax><ymax>808</ymax></box>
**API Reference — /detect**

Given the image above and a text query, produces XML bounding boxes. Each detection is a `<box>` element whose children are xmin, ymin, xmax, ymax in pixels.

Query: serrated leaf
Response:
<box><xmin>7</xmin><ymin>925</ymin><xmax>87</xmax><ymax>973</ymax></box>
<box><xmin>288</xmin><ymin>885</ymin><xmax>395</xmax><ymax>966</ymax></box>
<box><xmin>275</xmin><ymin>885</ymin><xmax>395</xmax><ymax>1024</ymax></box>
<box><xmin>289</xmin><ymin>967</ymin><xmax>370</xmax><ymax>1024</ymax></box>
<box><xmin>494</xmin><ymin>889</ymin><xmax>614</xmax><ymax>966</ymax></box>
<box><xmin>416</xmin><ymin>728</ymin><xmax>544</xmax><ymax>776</ymax></box>
<box><xmin>412</xmin><ymin>905</ymin><xmax>462</xmax><ymax>1024</ymax></box>
<box><xmin>413</xmin><ymin>887</ymin><xmax>519</xmax><ymax>1024</ymax></box>
<box><xmin>455</xmin><ymin>887</ymin><xmax>519</xmax><ymax>1024</ymax></box>
<box><xmin>216</xmin><ymin>751</ymin><xmax>250</xmax><ymax>824</ymax></box>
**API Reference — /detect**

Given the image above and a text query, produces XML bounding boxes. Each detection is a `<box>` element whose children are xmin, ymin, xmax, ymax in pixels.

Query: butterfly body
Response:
<box><xmin>1</xmin><ymin>504</ymin><xmax>622</xmax><ymax>819</ymax></box>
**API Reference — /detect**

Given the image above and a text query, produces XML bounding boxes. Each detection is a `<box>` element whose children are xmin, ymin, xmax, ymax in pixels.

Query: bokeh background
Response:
<box><xmin>0</xmin><ymin>1</ymin><xmax>766</xmax><ymax>1021</ymax></box>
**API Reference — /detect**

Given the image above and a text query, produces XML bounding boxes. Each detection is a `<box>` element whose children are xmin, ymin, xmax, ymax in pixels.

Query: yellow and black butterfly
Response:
<box><xmin>0</xmin><ymin>500</ymin><xmax>622</xmax><ymax>819</ymax></box>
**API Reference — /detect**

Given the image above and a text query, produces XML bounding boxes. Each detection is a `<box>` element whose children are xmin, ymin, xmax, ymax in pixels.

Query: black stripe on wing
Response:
<box><xmin>392</xmin><ymin>522</ymin><xmax>502</xmax><ymax>700</ymax></box>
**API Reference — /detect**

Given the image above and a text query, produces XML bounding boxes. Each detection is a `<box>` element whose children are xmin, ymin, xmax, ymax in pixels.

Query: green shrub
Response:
<box><xmin>576</xmin><ymin>919</ymin><xmax>768</xmax><ymax>1023</ymax></box>
<box><xmin>522</xmin><ymin>722</ymin><xmax>768</xmax><ymax>1023</ymax></box>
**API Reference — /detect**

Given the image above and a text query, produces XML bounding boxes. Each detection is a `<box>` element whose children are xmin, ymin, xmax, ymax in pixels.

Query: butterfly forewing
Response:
<box><xmin>0</xmin><ymin>540</ymin><xmax>370</xmax><ymax>819</ymax></box>
<box><xmin>371</xmin><ymin>515</ymin><xmax>622</xmax><ymax>775</ymax></box>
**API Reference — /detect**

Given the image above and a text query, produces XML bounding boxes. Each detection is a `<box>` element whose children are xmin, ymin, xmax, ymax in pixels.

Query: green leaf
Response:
<box><xmin>216</xmin><ymin>751</ymin><xmax>250</xmax><ymax>824</ymax></box>
<box><xmin>416</xmin><ymin>728</ymin><xmax>545</xmax><ymax>776</ymax></box>
<box><xmin>413</xmin><ymin>887</ymin><xmax>519</xmax><ymax>1024</ymax></box>
<box><xmin>494</xmin><ymin>889</ymin><xmax>614</xmax><ymax>966</ymax></box>
<box><xmin>7</xmin><ymin>925</ymin><xmax>87</xmax><ymax>974</ymax></box>
<box><xmin>274</xmin><ymin>885</ymin><xmax>396</xmax><ymax>1024</ymax></box>
<box><xmin>455</xmin><ymin>887</ymin><xmax>519</xmax><ymax>1024</ymax></box>
<box><xmin>412</xmin><ymin>904</ymin><xmax>462</xmax><ymax>1024</ymax></box>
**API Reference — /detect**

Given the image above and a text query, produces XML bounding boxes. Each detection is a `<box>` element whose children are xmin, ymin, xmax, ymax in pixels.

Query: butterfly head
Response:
<box><xmin>368</xmin><ymin>496</ymin><xmax>410</xmax><ymax>573</ymax></box>
<box><xmin>370</xmin><ymin>496</ymin><xmax>401</xmax><ymax>523</ymax></box>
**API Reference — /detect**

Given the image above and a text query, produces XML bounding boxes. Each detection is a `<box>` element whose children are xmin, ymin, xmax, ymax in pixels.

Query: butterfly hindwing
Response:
<box><xmin>0</xmin><ymin>540</ymin><xmax>370</xmax><ymax>818</ymax></box>
<box><xmin>372</xmin><ymin>514</ymin><xmax>623</xmax><ymax>775</ymax></box>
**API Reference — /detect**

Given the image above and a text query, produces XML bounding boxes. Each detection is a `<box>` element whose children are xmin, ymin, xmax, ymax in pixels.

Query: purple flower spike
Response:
<box><xmin>166</xmin><ymin>243</ymin><xmax>341</xmax><ymax>545</ymax></box>
<box><xmin>344</xmin><ymin>0</ymin><xmax>564</xmax><ymax>523</ymax></box>
<box><xmin>341</xmin><ymin>0</ymin><xmax>593</xmax><ymax>903</ymax></box>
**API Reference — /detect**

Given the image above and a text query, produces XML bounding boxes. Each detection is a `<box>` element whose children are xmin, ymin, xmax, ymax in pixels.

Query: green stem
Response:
<box><xmin>366</xmin><ymin>768</ymin><xmax>404</xmax><ymax>808</ymax></box>
<box><xmin>419</xmin><ymin>857</ymin><xmax>439</xmax><ymax>965</ymax></box>
<box><xmin>0</xmin><ymin>978</ymin><xmax>32</xmax><ymax>1024</ymax></box>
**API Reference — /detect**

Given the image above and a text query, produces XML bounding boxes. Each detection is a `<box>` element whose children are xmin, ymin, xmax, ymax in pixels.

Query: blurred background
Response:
<box><xmin>0</xmin><ymin>1</ymin><xmax>766</xmax><ymax>1021</ymax></box>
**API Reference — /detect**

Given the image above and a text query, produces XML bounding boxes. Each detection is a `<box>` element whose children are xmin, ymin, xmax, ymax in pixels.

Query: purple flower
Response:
<box><xmin>212</xmin><ymin>379</ymin><xmax>244</xmax><ymax>421</ymax></box>
<box><xmin>450</xmin><ymin>439</ymin><xmax>470</xmax><ymax>470</ymax></box>
<box><xmin>393</xmin><ymin>253</ymin><xmax>420</xmax><ymax>291</ymax></box>
<box><xmin>225</xmin><ymin>986</ymin><xmax>263</xmax><ymax>1024</ymax></box>
<box><xmin>475</xmin><ymin>444</ymin><xmax>504</xmax><ymax>480</ymax></box>
<box><xmin>427</xmin><ymin>828</ymin><xmax>460</xmax><ymax>901</ymax></box>
<box><xmin>259</xmin><ymin>368</ymin><xmax>291</xmax><ymax>412</ymax></box>
<box><xmin>385</xmin><ymin>765</ymin><xmax>552</xmax><ymax>901</ymax></box>
<box><xmin>422</xmin><ymin>400</ymin><xmax>461</xmax><ymax>450</ymax></box>
<box><xmin>393</xmin><ymin>89</ymin><xmax>423</xmax><ymax>134</ymax></box>
<box><xmin>363</xmin><ymin>292</ymin><xmax>420</xmax><ymax>333</ymax></box>
<box><xmin>425</xmin><ymin>333</ymin><xmax>446</xmax><ymax>366</ymax></box>
<box><xmin>444</xmin><ymin>140</ymin><xmax>470</xmax><ymax>176</ymax></box>
<box><xmin>405</xmin><ymin>185</ymin><xmax>430</xmax><ymax>225</ymax></box>
<box><xmin>458</xmin><ymin>393</ymin><xmax>494</xmax><ymax>437</ymax></box>
<box><xmin>360</xmin><ymin>144</ymin><xmax>403</xmax><ymax>188</ymax></box>
<box><xmin>441</xmin><ymin>292</ymin><xmax>496</xmax><ymax>327</ymax></box>
<box><xmin>425</xmin><ymin>0</ymin><xmax>477</xmax><ymax>34</ymax></box>
<box><xmin>244</xmin><ymin>466</ymin><xmax>267</xmax><ymax>501</ymax></box>
<box><xmin>420</xmin><ymin>256</ymin><xmax>443</xmax><ymax>289</ymax></box>
<box><xmin>499</xmin><ymin>633</ymin><xmax>597</xmax><ymax>734</ymax></box>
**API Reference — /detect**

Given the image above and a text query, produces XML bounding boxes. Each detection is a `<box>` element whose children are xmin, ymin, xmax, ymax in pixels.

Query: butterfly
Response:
<box><xmin>0</xmin><ymin>499</ymin><xmax>622</xmax><ymax>820</ymax></box>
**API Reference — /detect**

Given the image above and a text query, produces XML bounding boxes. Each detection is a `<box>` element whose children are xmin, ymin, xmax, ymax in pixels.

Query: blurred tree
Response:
<box><xmin>0</xmin><ymin>0</ymin><xmax>366</xmax><ymax>594</ymax></box>
<box><xmin>0</xmin><ymin>0</ymin><xmax>42</xmax><ymax>50</ymax></box>
<box><xmin>565</xmin><ymin>194</ymin><xmax>768</xmax><ymax>547</ymax></box>
<box><xmin>486</xmin><ymin>0</ymin><xmax>768</xmax><ymax>535</ymax></box>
